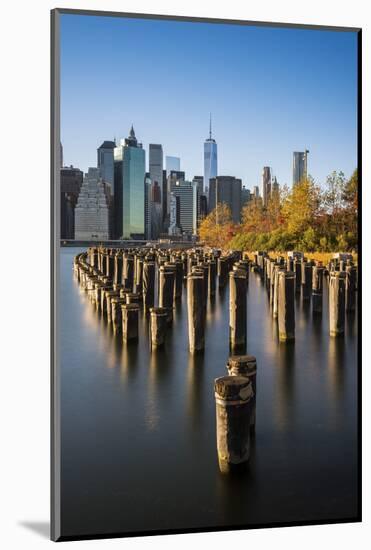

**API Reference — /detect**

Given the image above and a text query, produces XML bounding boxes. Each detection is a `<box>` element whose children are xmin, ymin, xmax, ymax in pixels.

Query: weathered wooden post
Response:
<box><xmin>142</xmin><ymin>261</ymin><xmax>155</xmax><ymax>310</ymax></box>
<box><xmin>208</xmin><ymin>260</ymin><xmax>217</xmax><ymax>297</ymax></box>
<box><xmin>214</xmin><ymin>376</ymin><xmax>254</xmax><ymax>473</ymax></box>
<box><xmin>187</xmin><ymin>275</ymin><xmax>205</xmax><ymax>353</ymax></box>
<box><xmin>301</xmin><ymin>261</ymin><xmax>312</xmax><ymax>301</ymax></box>
<box><xmin>294</xmin><ymin>258</ymin><xmax>302</xmax><ymax>294</ymax></box>
<box><xmin>226</xmin><ymin>355</ymin><xmax>257</xmax><ymax>432</ymax></box>
<box><xmin>174</xmin><ymin>259</ymin><xmax>184</xmax><ymax>299</ymax></box>
<box><xmin>149</xmin><ymin>307</ymin><xmax>168</xmax><ymax>349</ymax></box>
<box><xmin>100</xmin><ymin>286</ymin><xmax>113</xmax><ymax>315</ymax></box>
<box><xmin>121</xmin><ymin>304</ymin><xmax>139</xmax><ymax>342</ymax></box>
<box><xmin>106</xmin><ymin>290</ymin><xmax>120</xmax><ymax>323</ymax></box>
<box><xmin>217</xmin><ymin>257</ymin><xmax>229</xmax><ymax>288</ymax></box>
<box><xmin>312</xmin><ymin>264</ymin><xmax>324</xmax><ymax>313</ymax></box>
<box><xmin>159</xmin><ymin>266</ymin><xmax>175</xmax><ymax>322</ymax></box>
<box><xmin>329</xmin><ymin>271</ymin><xmax>346</xmax><ymax>336</ymax></box>
<box><xmin>273</xmin><ymin>265</ymin><xmax>285</xmax><ymax>318</ymax></box>
<box><xmin>134</xmin><ymin>257</ymin><xmax>143</xmax><ymax>294</ymax></box>
<box><xmin>229</xmin><ymin>269</ymin><xmax>247</xmax><ymax>350</ymax></box>
<box><xmin>125</xmin><ymin>292</ymin><xmax>141</xmax><ymax>305</ymax></box>
<box><xmin>114</xmin><ymin>252</ymin><xmax>123</xmax><ymax>285</ymax></box>
<box><xmin>123</xmin><ymin>255</ymin><xmax>134</xmax><ymax>291</ymax></box>
<box><xmin>278</xmin><ymin>271</ymin><xmax>295</xmax><ymax>341</ymax></box>
<box><xmin>107</xmin><ymin>251</ymin><xmax>115</xmax><ymax>280</ymax></box>
<box><xmin>345</xmin><ymin>264</ymin><xmax>357</xmax><ymax>312</ymax></box>
<box><xmin>111</xmin><ymin>297</ymin><xmax>126</xmax><ymax>334</ymax></box>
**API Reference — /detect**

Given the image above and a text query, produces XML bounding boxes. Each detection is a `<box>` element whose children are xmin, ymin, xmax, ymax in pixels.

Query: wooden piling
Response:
<box><xmin>121</xmin><ymin>304</ymin><xmax>139</xmax><ymax>342</ymax></box>
<box><xmin>149</xmin><ymin>307</ymin><xmax>168</xmax><ymax>349</ymax></box>
<box><xmin>229</xmin><ymin>269</ymin><xmax>247</xmax><ymax>350</ymax></box>
<box><xmin>226</xmin><ymin>355</ymin><xmax>257</xmax><ymax>432</ymax></box>
<box><xmin>278</xmin><ymin>271</ymin><xmax>295</xmax><ymax>341</ymax></box>
<box><xmin>329</xmin><ymin>271</ymin><xmax>346</xmax><ymax>336</ymax></box>
<box><xmin>214</xmin><ymin>376</ymin><xmax>254</xmax><ymax>473</ymax></box>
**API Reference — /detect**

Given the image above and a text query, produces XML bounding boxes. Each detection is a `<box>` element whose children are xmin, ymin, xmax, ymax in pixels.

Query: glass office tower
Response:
<box><xmin>114</xmin><ymin>126</ymin><xmax>145</xmax><ymax>239</ymax></box>
<box><xmin>166</xmin><ymin>156</ymin><xmax>180</xmax><ymax>175</ymax></box>
<box><xmin>293</xmin><ymin>150</ymin><xmax>309</xmax><ymax>185</ymax></box>
<box><xmin>204</xmin><ymin>116</ymin><xmax>217</xmax><ymax>197</ymax></box>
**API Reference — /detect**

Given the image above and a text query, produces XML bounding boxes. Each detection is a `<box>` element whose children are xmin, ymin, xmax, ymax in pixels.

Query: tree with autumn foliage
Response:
<box><xmin>198</xmin><ymin>203</ymin><xmax>236</xmax><ymax>248</ymax></box>
<box><xmin>199</xmin><ymin>170</ymin><xmax>357</xmax><ymax>253</ymax></box>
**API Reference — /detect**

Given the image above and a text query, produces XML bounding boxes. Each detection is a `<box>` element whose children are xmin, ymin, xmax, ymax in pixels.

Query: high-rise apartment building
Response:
<box><xmin>293</xmin><ymin>150</ymin><xmax>309</xmax><ymax>185</ymax></box>
<box><xmin>204</xmin><ymin>116</ymin><xmax>217</xmax><ymax>197</ymax></box>
<box><xmin>208</xmin><ymin>176</ymin><xmax>242</xmax><ymax>223</ymax></box>
<box><xmin>114</xmin><ymin>126</ymin><xmax>145</xmax><ymax>239</ymax></box>
<box><xmin>262</xmin><ymin>166</ymin><xmax>272</xmax><ymax>207</ymax></box>
<box><xmin>75</xmin><ymin>168</ymin><xmax>110</xmax><ymax>240</ymax></box>
<box><xmin>60</xmin><ymin>165</ymin><xmax>83</xmax><ymax>239</ymax></box>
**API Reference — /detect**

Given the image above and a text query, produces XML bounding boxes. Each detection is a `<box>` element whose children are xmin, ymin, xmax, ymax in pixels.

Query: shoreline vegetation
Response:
<box><xmin>199</xmin><ymin>170</ymin><xmax>358</xmax><ymax>257</ymax></box>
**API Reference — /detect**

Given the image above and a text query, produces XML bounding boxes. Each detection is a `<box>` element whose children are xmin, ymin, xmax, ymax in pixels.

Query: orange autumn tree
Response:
<box><xmin>198</xmin><ymin>203</ymin><xmax>234</xmax><ymax>248</ymax></box>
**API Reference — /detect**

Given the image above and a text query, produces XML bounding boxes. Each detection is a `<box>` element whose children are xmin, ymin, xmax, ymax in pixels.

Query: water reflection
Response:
<box><xmin>186</xmin><ymin>352</ymin><xmax>205</xmax><ymax>427</ymax></box>
<box><xmin>274</xmin><ymin>343</ymin><xmax>296</xmax><ymax>431</ymax></box>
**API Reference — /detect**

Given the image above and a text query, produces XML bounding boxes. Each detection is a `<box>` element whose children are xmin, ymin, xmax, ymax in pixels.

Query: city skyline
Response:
<box><xmin>60</xmin><ymin>14</ymin><xmax>358</xmax><ymax>189</ymax></box>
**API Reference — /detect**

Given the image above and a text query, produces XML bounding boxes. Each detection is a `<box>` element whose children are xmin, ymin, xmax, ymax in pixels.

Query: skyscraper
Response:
<box><xmin>114</xmin><ymin>126</ymin><xmax>145</xmax><ymax>239</ymax></box>
<box><xmin>208</xmin><ymin>176</ymin><xmax>242</xmax><ymax>223</ymax></box>
<box><xmin>75</xmin><ymin>167</ymin><xmax>110</xmax><ymax>240</ymax></box>
<box><xmin>166</xmin><ymin>170</ymin><xmax>185</xmax><ymax>218</ymax></box>
<box><xmin>293</xmin><ymin>150</ymin><xmax>309</xmax><ymax>185</ymax></box>
<box><xmin>166</xmin><ymin>156</ymin><xmax>180</xmax><ymax>175</ymax></box>
<box><xmin>170</xmin><ymin>180</ymin><xmax>196</xmax><ymax>235</ymax></box>
<box><xmin>60</xmin><ymin>166</ymin><xmax>83</xmax><ymax>239</ymax></box>
<box><xmin>149</xmin><ymin>144</ymin><xmax>163</xmax><ymax>205</ymax></box>
<box><xmin>262</xmin><ymin>166</ymin><xmax>272</xmax><ymax>207</ymax></box>
<box><xmin>149</xmin><ymin>144</ymin><xmax>163</xmax><ymax>237</ymax></box>
<box><xmin>97</xmin><ymin>140</ymin><xmax>115</xmax><ymax>192</ymax></box>
<box><xmin>204</xmin><ymin>115</ymin><xmax>217</xmax><ymax>197</ymax></box>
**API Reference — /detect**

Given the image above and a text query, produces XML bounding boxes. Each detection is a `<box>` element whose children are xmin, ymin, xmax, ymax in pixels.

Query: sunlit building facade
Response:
<box><xmin>114</xmin><ymin>126</ymin><xmax>145</xmax><ymax>239</ymax></box>
<box><xmin>293</xmin><ymin>150</ymin><xmax>309</xmax><ymax>186</ymax></box>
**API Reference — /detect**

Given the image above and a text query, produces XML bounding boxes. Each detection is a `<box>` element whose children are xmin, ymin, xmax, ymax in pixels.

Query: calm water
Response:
<box><xmin>59</xmin><ymin>247</ymin><xmax>358</xmax><ymax>538</ymax></box>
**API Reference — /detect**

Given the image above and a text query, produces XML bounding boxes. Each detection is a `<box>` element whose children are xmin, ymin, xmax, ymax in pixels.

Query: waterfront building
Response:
<box><xmin>262</xmin><ymin>166</ymin><xmax>272</xmax><ymax>207</ymax></box>
<box><xmin>60</xmin><ymin>165</ymin><xmax>83</xmax><ymax>239</ymax></box>
<box><xmin>293</xmin><ymin>150</ymin><xmax>309</xmax><ymax>185</ymax></box>
<box><xmin>114</xmin><ymin>126</ymin><xmax>145</xmax><ymax>239</ymax></box>
<box><xmin>170</xmin><ymin>180</ymin><xmax>195</xmax><ymax>235</ymax></box>
<box><xmin>208</xmin><ymin>176</ymin><xmax>242</xmax><ymax>223</ymax></box>
<box><xmin>204</xmin><ymin>115</ymin><xmax>217</xmax><ymax>197</ymax></box>
<box><xmin>97</xmin><ymin>140</ymin><xmax>115</xmax><ymax>192</ymax></box>
<box><xmin>75</xmin><ymin>167</ymin><xmax>110</xmax><ymax>240</ymax></box>
<box><xmin>166</xmin><ymin>156</ymin><xmax>180</xmax><ymax>175</ymax></box>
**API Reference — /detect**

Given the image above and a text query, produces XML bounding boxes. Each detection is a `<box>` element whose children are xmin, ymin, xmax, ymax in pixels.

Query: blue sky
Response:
<box><xmin>60</xmin><ymin>13</ymin><xmax>358</xmax><ymax>189</ymax></box>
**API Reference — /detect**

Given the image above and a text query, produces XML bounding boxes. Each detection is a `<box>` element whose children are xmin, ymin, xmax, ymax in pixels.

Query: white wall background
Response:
<box><xmin>0</xmin><ymin>0</ymin><xmax>369</xmax><ymax>547</ymax></box>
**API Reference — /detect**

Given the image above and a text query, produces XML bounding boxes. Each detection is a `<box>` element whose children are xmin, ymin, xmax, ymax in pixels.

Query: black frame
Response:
<box><xmin>51</xmin><ymin>8</ymin><xmax>362</xmax><ymax>542</ymax></box>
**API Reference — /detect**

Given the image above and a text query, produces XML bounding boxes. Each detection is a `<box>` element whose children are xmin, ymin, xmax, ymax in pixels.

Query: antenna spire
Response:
<box><xmin>209</xmin><ymin>113</ymin><xmax>212</xmax><ymax>139</ymax></box>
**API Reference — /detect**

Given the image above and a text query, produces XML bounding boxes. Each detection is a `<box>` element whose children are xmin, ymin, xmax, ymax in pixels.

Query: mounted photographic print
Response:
<box><xmin>51</xmin><ymin>8</ymin><xmax>361</xmax><ymax>542</ymax></box>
